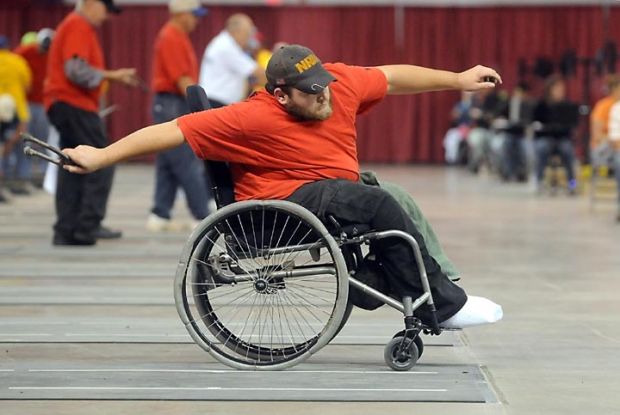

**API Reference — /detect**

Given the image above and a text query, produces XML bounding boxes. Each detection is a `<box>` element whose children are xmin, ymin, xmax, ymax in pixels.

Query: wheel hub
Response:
<box><xmin>254</xmin><ymin>278</ymin><xmax>269</xmax><ymax>293</ymax></box>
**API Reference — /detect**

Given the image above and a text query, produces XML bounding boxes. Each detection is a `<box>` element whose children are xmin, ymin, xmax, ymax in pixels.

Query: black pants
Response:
<box><xmin>48</xmin><ymin>101</ymin><xmax>114</xmax><ymax>238</ymax></box>
<box><xmin>286</xmin><ymin>179</ymin><xmax>467</xmax><ymax>323</ymax></box>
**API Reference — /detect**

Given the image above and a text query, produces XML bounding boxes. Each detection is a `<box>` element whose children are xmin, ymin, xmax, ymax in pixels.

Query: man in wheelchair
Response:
<box><xmin>62</xmin><ymin>44</ymin><xmax>502</xmax><ymax>330</ymax></box>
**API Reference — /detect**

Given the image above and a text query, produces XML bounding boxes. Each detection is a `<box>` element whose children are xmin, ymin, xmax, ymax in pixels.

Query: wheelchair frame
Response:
<box><xmin>173</xmin><ymin>86</ymin><xmax>444</xmax><ymax>371</ymax></box>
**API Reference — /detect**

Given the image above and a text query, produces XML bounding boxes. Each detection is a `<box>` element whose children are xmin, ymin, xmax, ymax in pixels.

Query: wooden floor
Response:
<box><xmin>1</xmin><ymin>164</ymin><xmax>619</xmax><ymax>415</ymax></box>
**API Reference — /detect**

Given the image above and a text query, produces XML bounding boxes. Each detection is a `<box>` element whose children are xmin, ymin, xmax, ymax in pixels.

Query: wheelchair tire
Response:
<box><xmin>384</xmin><ymin>336</ymin><xmax>419</xmax><ymax>371</ymax></box>
<box><xmin>174</xmin><ymin>200</ymin><xmax>349</xmax><ymax>370</ymax></box>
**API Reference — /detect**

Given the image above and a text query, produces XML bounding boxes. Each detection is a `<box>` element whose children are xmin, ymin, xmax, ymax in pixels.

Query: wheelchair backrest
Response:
<box><xmin>185</xmin><ymin>85</ymin><xmax>236</xmax><ymax>209</ymax></box>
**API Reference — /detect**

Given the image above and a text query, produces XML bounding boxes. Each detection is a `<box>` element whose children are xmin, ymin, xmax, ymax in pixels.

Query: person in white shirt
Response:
<box><xmin>606</xmin><ymin>100</ymin><xmax>620</xmax><ymax>222</ymax></box>
<box><xmin>198</xmin><ymin>13</ymin><xmax>267</xmax><ymax>108</ymax></box>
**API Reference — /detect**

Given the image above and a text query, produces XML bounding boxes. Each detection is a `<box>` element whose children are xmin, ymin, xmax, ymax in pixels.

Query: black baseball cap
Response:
<box><xmin>100</xmin><ymin>0</ymin><xmax>122</xmax><ymax>14</ymax></box>
<box><xmin>266</xmin><ymin>45</ymin><xmax>335</xmax><ymax>94</ymax></box>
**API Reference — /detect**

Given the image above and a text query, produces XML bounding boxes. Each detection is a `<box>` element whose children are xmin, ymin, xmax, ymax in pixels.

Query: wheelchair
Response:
<box><xmin>174</xmin><ymin>86</ymin><xmax>446</xmax><ymax>371</ymax></box>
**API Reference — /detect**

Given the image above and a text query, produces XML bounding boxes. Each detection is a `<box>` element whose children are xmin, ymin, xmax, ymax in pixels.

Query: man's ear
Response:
<box><xmin>273</xmin><ymin>88</ymin><xmax>289</xmax><ymax>105</ymax></box>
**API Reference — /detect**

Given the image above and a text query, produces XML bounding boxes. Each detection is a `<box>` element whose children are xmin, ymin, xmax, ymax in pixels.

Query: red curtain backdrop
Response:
<box><xmin>1</xmin><ymin>4</ymin><xmax>618</xmax><ymax>162</ymax></box>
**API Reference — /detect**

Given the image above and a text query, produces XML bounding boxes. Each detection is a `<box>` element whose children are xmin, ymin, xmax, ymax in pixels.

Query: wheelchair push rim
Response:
<box><xmin>174</xmin><ymin>200</ymin><xmax>349</xmax><ymax>370</ymax></box>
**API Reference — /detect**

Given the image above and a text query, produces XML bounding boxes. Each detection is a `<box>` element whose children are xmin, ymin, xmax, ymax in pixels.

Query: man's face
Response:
<box><xmin>549</xmin><ymin>82</ymin><xmax>565</xmax><ymax>102</ymax></box>
<box><xmin>86</xmin><ymin>0</ymin><xmax>109</xmax><ymax>26</ymax></box>
<box><xmin>280</xmin><ymin>87</ymin><xmax>333</xmax><ymax>122</ymax></box>
<box><xmin>180</xmin><ymin>12</ymin><xmax>199</xmax><ymax>32</ymax></box>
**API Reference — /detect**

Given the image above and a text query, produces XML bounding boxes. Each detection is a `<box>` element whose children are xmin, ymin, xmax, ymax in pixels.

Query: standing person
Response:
<box><xmin>589</xmin><ymin>76</ymin><xmax>620</xmax><ymax>222</ymax></box>
<box><xmin>147</xmin><ymin>0</ymin><xmax>212</xmax><ymax>232</ymax></box>
<box><xmin>605</xmin><ymin>93</ymin><xmax>620</xmax><ymax>223</ymax></box>
<box><xmin>0</xmin><ymin>94</ymin><xmax>18</xmax><ymax>203</ymax></box>
<box><xmin>0</xmin><ymin>35</ymin><xmax>31</xmax><ymax>199</ymax></box>
<box><xmin>62</xmin><ymin>45</ymin><xmax>504</xmax><ymax>328</ymax></box>
<box><xmin>44</xmin><ymin>0</ymin><xmax>139</xmax><ymax>246</ymax></box>
<box><xmin>198</xmin><ymin>13</ymin><xmax>267</xmax><ymax>109</ymax></box>
<box><xmin>15</xmin><ymin>28</ymin><xmax>55</xmax><ymax>189</ymax></box>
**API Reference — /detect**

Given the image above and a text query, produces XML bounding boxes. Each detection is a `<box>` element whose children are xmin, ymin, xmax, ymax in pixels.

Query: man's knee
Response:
<box><xmin>370</xmin><ymin>191</ymin><xmax>413</xmax><ymax>231</ymax></box>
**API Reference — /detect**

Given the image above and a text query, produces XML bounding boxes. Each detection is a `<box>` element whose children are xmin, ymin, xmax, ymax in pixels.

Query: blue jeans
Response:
<box><xmin>2</xmin><ymin>119</ymin><xmax>30</xmax><ymax>181</ymax></box>
<box><xmin>151</xmin><ymin>93</ymin><xmax>210</xmax><ymax>220</ymax></box>
<box><xmin>534</xmin><ymin>138</ymin><xmax>575</xmax><ymax>184</ymax></box>
<box><xmin>501</xmin><ymin>133</ymin><xmax>528</xmax><ymax>180</ymax></box>
<box><xmin>28</xmin><ymin>103</ymin><xmax>51</xmax><ymax>176</ymax></box>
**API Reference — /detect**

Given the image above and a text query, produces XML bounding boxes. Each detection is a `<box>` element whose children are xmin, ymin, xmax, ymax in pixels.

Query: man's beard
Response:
<box><xmin>284</xmin><ymin>96</ymin><xmax>333</xmax><ymax>121</ymax></box>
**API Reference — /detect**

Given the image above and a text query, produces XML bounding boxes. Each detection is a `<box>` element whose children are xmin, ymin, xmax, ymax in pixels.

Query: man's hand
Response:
<box><xmin>107</xmin><ymin>68</ymin><xmax>139</xmax><ymax>87</ymax></box>
<box><xmin>457</xmin><ymin>65</ymin><xmax>502</xmax><ymax>91</ymax></box>
<box><xmin>61</xmin><ymin>145</ymin><xmax>108</xmax><ymax>174</ymax></box>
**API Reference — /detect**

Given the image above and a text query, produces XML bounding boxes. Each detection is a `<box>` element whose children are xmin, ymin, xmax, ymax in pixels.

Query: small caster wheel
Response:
<box><xmin>392</xmin><ymin>330</ymin><xmax>424</xmax><ymax>358</ymax></box>
<box><xmin>384</xmin><ymin>336</ymin><xmax>419</xmax><ymax>371</ymax></box>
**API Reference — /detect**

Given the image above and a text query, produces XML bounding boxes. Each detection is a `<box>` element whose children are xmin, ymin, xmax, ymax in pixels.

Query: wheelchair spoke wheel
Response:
<box><xmin>174</xmin><ymin>200</ymin><xmax>349</xmax><ymax>370</ymax></box>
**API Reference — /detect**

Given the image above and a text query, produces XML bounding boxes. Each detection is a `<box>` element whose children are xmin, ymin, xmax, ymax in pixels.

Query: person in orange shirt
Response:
<box><xmin>44</xmin><ymin>0</ymin><xmax>139</xmax><ymax>246</ymax></box>
<box><xmin>147</xmin><ymin>0</ymin><xmax>211</xmax><ymax>232</ymax></box>
<box><xmin>590</xmin><ymin>75</ymin><xmax>620</xmax><ymax>167</ymax></box>
<box><xmin>61</xmin><ymin>45</ymin><xmax>504</xmax><ymax>328</ymax></box>
<box><xmin>14</xmin><ymin>28</ymin><xmax>55</xmax><ymax>190</ymax></box>
<box><xmin>590</xmin><ymin>76</ymin><xmax>620</xmax><ymax>222</ymax></box>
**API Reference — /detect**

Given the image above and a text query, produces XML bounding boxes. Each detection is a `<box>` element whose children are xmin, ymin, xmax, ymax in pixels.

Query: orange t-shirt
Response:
<box><xmin>14</xmin><ymin>44</ymin><xmax>48</xmax><ymax>104</ymax></box>
<box><xmin>151</xmin><ymin>22</ymin><xmax>198</xmax><ymax>94</ymax></box>
<box><xmin>590</xmin><ymin>96</ymin><xmax>617</xmax><ymax>136</ymax></box>
<box><xmin>178</xmin><ymin>63</ymin><xmax>387</xmax><ymax>201</ymax></box>
<box><xmin>43</xmin><ymin>12</ymin><xmax>104</xmax><ymax>112</ymax></box>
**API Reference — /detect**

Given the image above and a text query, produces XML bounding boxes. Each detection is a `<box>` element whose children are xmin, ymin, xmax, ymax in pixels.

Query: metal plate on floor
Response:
<box><xmin>0</xmin><ymin>362</ymin><xmax>497</xmax><ymax>402</ymax></box>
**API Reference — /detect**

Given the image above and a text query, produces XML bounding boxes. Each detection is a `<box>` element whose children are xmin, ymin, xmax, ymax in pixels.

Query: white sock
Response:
<box><xmin>440</xmin><ymin>295</ymin><xmax>503</xmax><ymax>329</ymax></box>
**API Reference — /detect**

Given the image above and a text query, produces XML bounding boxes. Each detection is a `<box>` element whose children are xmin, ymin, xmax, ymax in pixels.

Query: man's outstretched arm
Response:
<box><xmin>62</xmin><ymin>120</ymin><xmax>185</xmax><ymax>174</ymax></box>
<box><xmin>376</xmin><ymin>64</ymin><xmax>502</xmax><ymax>95</ymax></box>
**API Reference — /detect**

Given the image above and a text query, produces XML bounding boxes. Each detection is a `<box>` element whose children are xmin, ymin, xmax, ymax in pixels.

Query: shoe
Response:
<box><xmin>439</xmin><ymin>295</ymin><xmax>503</xmax><ymax>329</ymax></box>
<box><xmin>0</xmin><ymin>190</ymin><xmax>9</xmax><ymax>203</ymax></box>
<box><xmin>8</xmin><ymin>181</ymin><xmax>30</xmax><ymax>196</ymax></box>
<box><xmin>52</xmin><ymin>233</ymin><xmax>96</xmax><ymax>246</ymax></box>
<box><xmin>567</xmin><ymin>179</ymin><xmax>578</xmax><ymax>196</ymax></box>
<box><xmin>146</xmin><ymin>213</ymin><xmax>184</xmax><ymax>232</ymax></box>
<box><xmin>31</xmin><ymin>176</ymin><xmax>45</xmax><ymax>189</ymax></box>
<box><xmin>516</xmin><ymin>173</ymin><xmax>528</xmax><ymax>183</ymax></box>
<box><xmin>94</xmin><ymin>225</ymin><xmax>122</xmax><ymax>239</ymax></box>
<box><xmin>30</xmin><ymin>178</ymin><xmax>45</xmax><ymax>189</ymax></box>
<box><xmin>146</xmin><ymin>213</ymin><xmax>169</xmax><ymax>232</ymax></box>
<box><xmin>616</xmin><ymin>210</ymin><xmax>620</xmax><ymax>223</ymax></box>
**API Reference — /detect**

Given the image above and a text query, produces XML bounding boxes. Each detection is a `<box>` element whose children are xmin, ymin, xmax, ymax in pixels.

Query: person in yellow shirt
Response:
<box><xmin>0</xmin><ymin>35</ymin><xmax>32</xmax><ymax>197</ymax></box>
<box><xmin>0</xmin><ymin>36</ymin><xmax>31</xmax><ymax>130</ymax></box>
